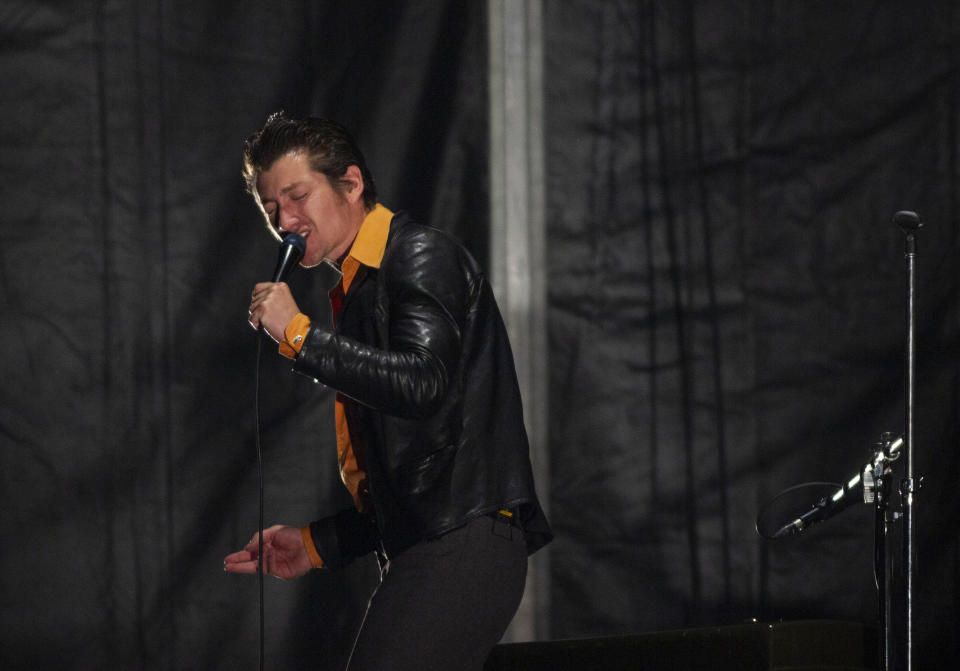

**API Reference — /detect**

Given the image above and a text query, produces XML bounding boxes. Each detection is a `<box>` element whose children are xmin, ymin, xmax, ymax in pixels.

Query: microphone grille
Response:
<box><xmin>282</xmin><ymin>232</ymin><xmax>306</xmax><ymax>253</ymax></box>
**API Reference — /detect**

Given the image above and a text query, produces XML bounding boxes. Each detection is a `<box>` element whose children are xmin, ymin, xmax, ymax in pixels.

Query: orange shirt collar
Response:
<box><xmin>340</xmin><ymin>204</ymin><xmax>393</xmax><ymax>293</ymax></box>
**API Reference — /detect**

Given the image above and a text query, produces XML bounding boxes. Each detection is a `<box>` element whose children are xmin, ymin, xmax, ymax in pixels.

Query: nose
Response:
<box><xmin>277</xmin><ymin>208</ymin><xmax>299</xmax><ymax>233</ymax></box>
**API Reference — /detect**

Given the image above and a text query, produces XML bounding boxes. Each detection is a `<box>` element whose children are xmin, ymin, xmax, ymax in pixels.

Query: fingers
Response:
<box><xmin>224</xmin><ymin>546</ymin><xmax>271</xmax><ymax>575</ymax></box>
<box><xmin>225</xmin><ymin>525</ymin><xmax>288</xmax><ymax>576</ymax></box>
<box><xmin>224</xmin><ymin>559</ymin><xmax>259</xmax><ymax>575</ymax></box>
<box><xmin>224</xmin><ymin>549</ymin><xmax>258</xmax><ymax>575</ymax></box>
<box><xmin>224</xmin><ymin>549</ymin><xmax>254</xmax><ymax>563</ymax></box>
<box><xmin>248</xmin><ymin>283</ymin><xmax>269</xmax><ymax>329</ymax></box>
<box><xmin>249</xmin><ymin>282</ymin><xmax>286</xmax><ymax>308</ymax></box>
<box><xmin>247</xmin><ymin>283</ymin><xmax>289</xmax><ymax>331</ymax></box>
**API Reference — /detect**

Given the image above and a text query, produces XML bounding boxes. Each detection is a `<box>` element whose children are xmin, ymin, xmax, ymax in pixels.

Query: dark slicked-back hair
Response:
<box><xmin>242</xmin><ymin>111</ymin><xmax>377</xmax><ymax>210</ymax></box>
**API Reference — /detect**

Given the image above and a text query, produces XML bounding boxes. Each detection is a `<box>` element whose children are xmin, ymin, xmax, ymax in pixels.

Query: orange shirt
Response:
<box><xmin>329</xmin><ymin>204</ymin><xmax>392</xmax><ymax>511</ymax></box>
<box><xmin>282</xmin><ymin>206</ymin><xmax>393</xmax><ymax>567</ymax></box>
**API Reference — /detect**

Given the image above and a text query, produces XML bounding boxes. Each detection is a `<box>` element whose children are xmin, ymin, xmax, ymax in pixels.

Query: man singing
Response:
<box><xmin>224</xmin><ymin>112</ymin><xmax>551</xmax><ymax>670</ymax></box>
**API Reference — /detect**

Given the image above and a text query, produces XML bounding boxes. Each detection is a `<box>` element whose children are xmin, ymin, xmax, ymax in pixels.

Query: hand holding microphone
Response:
<box><xmin>248</xmin><ymin>233</ymin><xmax>306</xmax><ymax>341</ymax></box>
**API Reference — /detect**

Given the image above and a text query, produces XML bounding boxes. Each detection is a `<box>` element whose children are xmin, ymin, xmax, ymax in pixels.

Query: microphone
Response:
<box><xmin>772</xmin><ymin>436</ymin><xmax>904</xmax><ymax>538</ymax></box>
<box><xmin>772</xmin><ymin>486</ymin><xmax>860</xmax><ymax>538</ymax></box>
<box><xmin>272</xmin><ymin>233</ymin><xmax>306</xmax><ymax>282</ymax></box>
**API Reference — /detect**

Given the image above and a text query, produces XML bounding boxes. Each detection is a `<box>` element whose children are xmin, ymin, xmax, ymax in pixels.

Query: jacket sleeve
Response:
<box><xmin>292</xmin><ymin>228</ymin><xmax>471</xmax><ymax>419</ymax></box>
<box><xmin>307</xmin><ymin>508</ymin><xmax>380</xmax><ymax>571</ymax></box>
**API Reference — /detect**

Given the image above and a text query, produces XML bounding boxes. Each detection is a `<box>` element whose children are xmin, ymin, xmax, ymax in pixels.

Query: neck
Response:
<box><xmin>331</xmin><ymin>207</ymin><xmax>368</xmax><ymax>264</ymax></box>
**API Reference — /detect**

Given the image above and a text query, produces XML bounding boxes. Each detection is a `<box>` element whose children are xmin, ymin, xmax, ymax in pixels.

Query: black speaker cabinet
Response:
<box><xmin>485</xmin><ymin>620</ymin><xmax>878</xmax><ymax>670</ymax></box>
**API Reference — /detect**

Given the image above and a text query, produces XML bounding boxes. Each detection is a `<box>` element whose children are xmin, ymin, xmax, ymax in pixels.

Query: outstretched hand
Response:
<box><xmin>224</xmin><ymin>524</ymin><xmax>313</xmax><ymax>580</ymax></box>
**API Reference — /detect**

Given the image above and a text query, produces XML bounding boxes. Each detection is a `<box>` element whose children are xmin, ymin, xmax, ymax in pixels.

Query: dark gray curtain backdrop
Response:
<box><xmin>545</xmin><ymin>2</ymin><xmax>959</xmax><ymax>668</ymax></box>
<box><xmin>1</xmin><ymin>1</ymin><xmax>957</xmax><ymax>670</ymax></box>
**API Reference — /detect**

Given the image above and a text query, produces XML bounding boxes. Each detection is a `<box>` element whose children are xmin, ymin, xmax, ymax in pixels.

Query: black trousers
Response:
<box><xmin>346</xmin><ymin>513</ymin><xmax>528</xmax><ymax>671</ymax></box>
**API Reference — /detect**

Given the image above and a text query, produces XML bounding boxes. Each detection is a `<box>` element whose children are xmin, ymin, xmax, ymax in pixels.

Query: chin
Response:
<box><xmin>297</xmin><ymin>249</ymin><xmax>325</xmax><ymax>269</ymax></box>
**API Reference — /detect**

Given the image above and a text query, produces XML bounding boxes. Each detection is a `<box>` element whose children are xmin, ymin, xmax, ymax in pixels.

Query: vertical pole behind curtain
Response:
<box><xmin>488</xmin><ymin>0</ymin><xmax>550</xmax><ymax>642</ymax></box>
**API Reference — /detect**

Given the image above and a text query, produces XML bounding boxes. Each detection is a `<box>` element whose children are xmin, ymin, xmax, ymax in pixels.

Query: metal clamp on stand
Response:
<box><xmin>863</xmin><ymin>432</ymin><xmax>901</xmax><ymax>671</ymax></box>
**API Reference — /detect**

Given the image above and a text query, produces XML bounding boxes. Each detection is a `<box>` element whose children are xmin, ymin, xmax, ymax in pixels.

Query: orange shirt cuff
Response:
<box><xmin>300</xmin><ymin>525</ymin><xmax>324</xmax><ymax>569</ymax></box>
<box><xmin>278</xmin><ymin>313</ymin><xmax>311</xmax><ymax>359</ymax></box>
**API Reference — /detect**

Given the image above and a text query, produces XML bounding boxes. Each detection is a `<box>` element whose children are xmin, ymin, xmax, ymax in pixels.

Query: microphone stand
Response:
<box><xmin>758</xmin><ymin>211</ymin><xmax>923</xmax><ymax>669</ymax></box>
<box><xmin>894</xmin><ymin>210</ymin><xmax>922</xmax><ymax>671</ymax></box>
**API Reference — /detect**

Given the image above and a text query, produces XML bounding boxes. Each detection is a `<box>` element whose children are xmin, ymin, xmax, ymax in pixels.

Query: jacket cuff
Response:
<box><xmin>307</xmin><ymin>508</ymin><xmax>380</xmax><ymax>571</ymax></box>
<box><xmin>291</xmin><ymin>324</ymin><xmax>336</xmax><ymax>381</ymax></box>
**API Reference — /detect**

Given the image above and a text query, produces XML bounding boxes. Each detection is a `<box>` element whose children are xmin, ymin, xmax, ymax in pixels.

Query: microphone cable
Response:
<box><xmin>254</xmin><ymin>336</ymin><xmax>265</xmax><ymax>671</ymax></box>
<box><xmin>251</xmin><ymin>232</ymin><xmax>305</xmax><ymax>671</ymax></box>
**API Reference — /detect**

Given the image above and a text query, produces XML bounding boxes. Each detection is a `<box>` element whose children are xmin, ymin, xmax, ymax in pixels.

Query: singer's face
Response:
<box><xmin>255</xmin><ymin>152</ymin><xmax>365</xmax><ymax>267</ymax></box>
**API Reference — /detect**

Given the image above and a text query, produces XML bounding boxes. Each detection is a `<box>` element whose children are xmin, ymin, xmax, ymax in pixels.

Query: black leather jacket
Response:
<box><xmin>297</xmin><ymin>212</ymin><xmax>551</xmax><ymax>568</ymax></box>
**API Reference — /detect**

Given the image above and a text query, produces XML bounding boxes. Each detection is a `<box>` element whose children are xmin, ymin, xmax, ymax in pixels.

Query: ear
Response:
<box><xmin>341</xmin><ymin>165</ymin><xmax>365</xmax><ymax>205</ymax></box>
